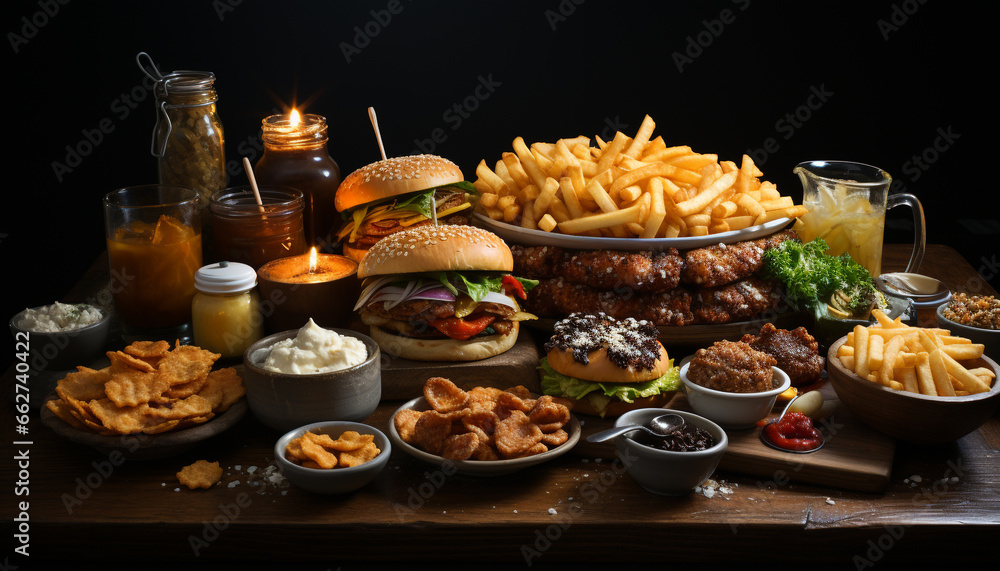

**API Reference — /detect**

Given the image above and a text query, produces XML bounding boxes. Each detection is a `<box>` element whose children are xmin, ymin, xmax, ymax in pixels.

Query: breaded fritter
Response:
<box><xmin>511</xmin><ymin>245</ymin><xmax>682</xmax><ymax>292</ymax></box>
<box><xmin>741</xmin><ymin>323</ymin><xmax>824</xmax><ymax>386</ymax></box>
<box><xmin>525</xmin><ymin>278</ymin><xmax>693</xmax><ymax>326</ymax></box>
<box><xmin>687</xmin><ymin>340</ymin><xmax>777</xmax><ymax>393</ymax></box>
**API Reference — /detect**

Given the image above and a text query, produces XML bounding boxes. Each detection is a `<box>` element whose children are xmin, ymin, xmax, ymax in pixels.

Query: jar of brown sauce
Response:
<box><xmin>254</xmin><ymin>113</ymin><xmax>342</xmax><ymax>251</ymax></box>
<box><xmin>209</xmin><ymin>187</ymin><xmax>306</xmax><ymax>270</ymax></box>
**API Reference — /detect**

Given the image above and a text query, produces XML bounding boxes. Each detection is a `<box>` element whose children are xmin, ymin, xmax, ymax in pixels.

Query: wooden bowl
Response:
<box><xmin>827</xmin><ymin>337</ymin><xmax>1000</xmax><ymax>444</ymax></box>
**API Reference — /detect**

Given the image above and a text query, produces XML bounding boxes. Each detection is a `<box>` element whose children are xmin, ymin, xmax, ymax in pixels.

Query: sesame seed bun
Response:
<box><xmin>335</xmin><ymin>154</ymin><xmax>464</xmax><ymax>213</ymax></box>
<box><xmin>357</xmin><ymin>225</ymin><xmax>513</xmax><ymax>279</ymax></box>
<box><xmin>545</xmin><ymin>344</ymin><xmax>671</xmax><ymax>385</ymax></box>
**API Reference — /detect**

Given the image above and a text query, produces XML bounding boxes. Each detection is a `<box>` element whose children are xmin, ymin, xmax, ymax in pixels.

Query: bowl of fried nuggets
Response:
<box><xmin>40</xmin><ymin>340</ymin><xmax>246</xmax><ymax>460</ymax></box>
<box><xmin>389</xmin><ymin>377</ymin><xmax>581</xmax><ymax>476</ymax></box>
<box><xmin>274</xmin><ymin>421</ymin><xmax>390</xmax><ymax>494</ymax></box>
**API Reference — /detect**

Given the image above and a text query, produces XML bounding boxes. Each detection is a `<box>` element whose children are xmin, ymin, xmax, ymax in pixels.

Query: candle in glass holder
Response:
<box><xmin>257</xmin><ymin>247</ymin><xmax>359</xmax><ymax>333</ymax></box>
<box><xmin>254</xmin><ymin>110</ymin><xmax>342</xmax><ymax>250</ymax></box>
<box><xmin>209</xmin><ymin>186</ymin><xmax>306</xmax><ymax>269</ymax></box>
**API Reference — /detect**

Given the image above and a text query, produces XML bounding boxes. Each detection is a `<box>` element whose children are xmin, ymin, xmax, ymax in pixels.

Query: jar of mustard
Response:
<box><xmin>192</xmin><ymin>261</ymin><xmax>262</xmax><ymax>358</ymax></box>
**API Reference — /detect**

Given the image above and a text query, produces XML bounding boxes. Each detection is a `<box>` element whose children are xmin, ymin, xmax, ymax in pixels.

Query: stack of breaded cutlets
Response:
<box><xmin>513</xmin><ymin>229</ymin><xmax>797</xmax><ymax>326</ymax></box>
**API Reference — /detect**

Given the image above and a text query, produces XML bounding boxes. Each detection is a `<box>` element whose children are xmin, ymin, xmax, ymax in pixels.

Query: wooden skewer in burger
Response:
<box><xmin>539</xmin><ymin>313</ymin><xmax>681</xmax><ymax>417</ymax></box>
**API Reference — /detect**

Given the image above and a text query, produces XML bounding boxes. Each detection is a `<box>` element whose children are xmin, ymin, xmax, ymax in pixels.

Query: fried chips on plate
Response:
<box><xmin>42</xmin><ymin>341</ymin><xmax>246</xmax><ymax>447</ymax></box>
<box><xmin>389</xmin><ymin>377</ymin><xmax>581</xmax><ymax>476</ymax></box>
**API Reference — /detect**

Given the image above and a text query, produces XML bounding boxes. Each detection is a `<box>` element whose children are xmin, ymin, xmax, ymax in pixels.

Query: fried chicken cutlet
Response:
<box><xmin>691</xmin><ymin>277</ymin><xmax>784</xmax><ymax>324</ymax></box>
<box><xmin>681</xmin><ymin>229</ymin><xmax>798</xmax><ymax>287</ymax></box>
<box><xmin>511</xmin><ymin>245</ymin><xmax>682</xmax><ymax>292</ymax></box>
<box><xmin>741</xmin><ymin>323</ymin><xmax>824</xmax><ymax>386</ymax></box>
<box><xmin>687</xmin><ymin>340</ymin><xmax>777</xmax><ymax>393</ymax></box>
<box><xmin>526</xmin><ymin>278</ymin><xmax>693</xmax><ymax>326</ymax></box>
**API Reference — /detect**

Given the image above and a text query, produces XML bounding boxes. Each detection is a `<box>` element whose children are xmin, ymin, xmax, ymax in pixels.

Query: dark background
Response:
<box><xmin>3</xmin><ymin>0</ymin><xmax>998</xmax><ymax>370</ymax></box>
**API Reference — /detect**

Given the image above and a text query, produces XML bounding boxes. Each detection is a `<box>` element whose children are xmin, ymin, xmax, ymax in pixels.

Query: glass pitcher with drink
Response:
<box><xmin>793</xmin><ymin>161</ymin><xmax>925</xmax><ymax>277</ymax></box>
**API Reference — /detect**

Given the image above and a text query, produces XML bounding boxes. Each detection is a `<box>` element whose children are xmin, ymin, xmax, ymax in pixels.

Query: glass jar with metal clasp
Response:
<box><xmin>137</xmin><ymin>51</ymin><xmax>227</xmax><ymax>208</ymax></box>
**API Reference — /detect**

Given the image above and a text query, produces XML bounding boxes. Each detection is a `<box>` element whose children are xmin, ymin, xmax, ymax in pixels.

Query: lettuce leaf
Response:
<box><xmin>538</xmin><ymin>357</ymin><xmax>681</xmax><ymax>417</ymax></box>
<box><xmin>393</xmin><ymin>189</ymin><xmax>437</xmax><ymax>220</ymax></box>
<box><xmin>339</xmin><ymin>182</ymin><xmax>474</xmax><ymax>222</ymax></box>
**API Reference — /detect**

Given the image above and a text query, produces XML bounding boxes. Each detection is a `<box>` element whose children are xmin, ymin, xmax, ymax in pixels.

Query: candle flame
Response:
<box><xmin>308</xmin><ymin>246</ymin><xmax>318</xmax><ymax>273</ymax></box>
<box><xmin>290</xmin><ymin>109</ymin><xmax>301</xmax><ymax>126</ymax></box>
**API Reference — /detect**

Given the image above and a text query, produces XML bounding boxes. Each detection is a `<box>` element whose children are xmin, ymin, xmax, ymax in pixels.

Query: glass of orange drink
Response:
<box><xmin>103</xmin><ymin>185</ymin><xmax>202</xmax><ymax>332</ymax></box>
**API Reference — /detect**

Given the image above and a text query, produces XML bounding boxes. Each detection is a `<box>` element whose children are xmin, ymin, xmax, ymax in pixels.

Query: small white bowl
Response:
<box><xmin>613</xmin><ymin>408</ymin><xmax>728</xmax><ymax>496</ymax></box>
<box><xmin>680</xmin><ymin>363</ymin><xmax>791</xmax><ymax>429</ymax></box>
<box><xmin>274</xmin><ymin>421</ymin><xmax>390</xmax><ymax>494</ymax></box>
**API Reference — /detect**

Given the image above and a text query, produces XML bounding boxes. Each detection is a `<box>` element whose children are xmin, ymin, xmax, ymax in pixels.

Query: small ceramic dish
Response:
<box><xmin>242</xmin><ymin>329</ymin><xmax>381</xmax><ymax>432</ymax></box>
<box><xmin>9</xmin><ymin>304</ymin><xmax>111</xmax><ymax>372</ymax></box>
<box><xmin>937</xmin><ymin>303</ymin><xmax>999</xmax><ymax>361</ymax></box>
<box><xmin>680</xmin><ymin>363</ymin><xmax>791</xmax><ymax>429</ymax></box>
<box><xmin>274</xmin><ymin>421</ymin><xmax>390</xmax><ymax>494</ymax></box>
<box><xmin>613</xmin><ymin>408</ymin><xmax>728</xmax><ymax>495</ymax></box>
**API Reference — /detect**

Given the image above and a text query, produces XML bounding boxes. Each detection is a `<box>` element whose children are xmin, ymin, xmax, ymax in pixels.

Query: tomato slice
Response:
<box><xmin>501</xmin><ymin>275</ymin><xmax>527</xmax><ymax>300</ymax></box>
<box><xmin>429</xmin><ymin>314</ymin><xmax>496</xmax><ymax>340</ymax></box>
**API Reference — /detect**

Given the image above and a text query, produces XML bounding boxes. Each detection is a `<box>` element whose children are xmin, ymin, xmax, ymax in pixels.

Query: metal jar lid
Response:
<box><xmin>195</xmin><ymin>261</ymin><xmax>257</xmax><ymax>294</ymax></box>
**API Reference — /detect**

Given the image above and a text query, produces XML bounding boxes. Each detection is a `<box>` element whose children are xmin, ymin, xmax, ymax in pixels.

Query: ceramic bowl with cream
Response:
<box><xmin>242</xmin><ymin>319</ymin><xmax>380</xmax><ymax>432</ymax></box>
<box><xmin>10</xmin><ymin>302</ymin><xmax>111</xmax><ymax>409</ymax></box>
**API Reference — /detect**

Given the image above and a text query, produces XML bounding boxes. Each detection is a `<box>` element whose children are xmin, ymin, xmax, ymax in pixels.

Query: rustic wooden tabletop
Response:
<box><xmin>3</xmin><ymin>244</ymin><xmax>996</xmax><ymax>567</ymax></box>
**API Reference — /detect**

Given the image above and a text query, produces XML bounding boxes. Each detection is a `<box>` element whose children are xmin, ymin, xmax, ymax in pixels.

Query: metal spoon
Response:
<box><xmin>586</xmin><ymin>413</ymin><xmax>685</xmax><ymax>443</ymax></box>
<box><xmin>875</xmin><ymin>273</ymin><xmax>949</xmax><ymax>300</ymax></box>
<box><xmin>758</xmin><ymin>395</ymin><xmax>826</xmax><ymax>453</ymax></box>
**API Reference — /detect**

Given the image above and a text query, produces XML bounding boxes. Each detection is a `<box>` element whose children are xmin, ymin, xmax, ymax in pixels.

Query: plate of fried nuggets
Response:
<box><xmin>389</xmin><ymin>377</ymin><xmax>581</xmax><ymax>476</ymax></box>
<box><xmin>41</xmin><ymin>340</ymin><xmax>247</xmax><ymax>458</ymax></box>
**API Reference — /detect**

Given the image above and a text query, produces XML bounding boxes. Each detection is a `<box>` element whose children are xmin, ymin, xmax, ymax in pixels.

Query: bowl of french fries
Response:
<box><xmin>471</xmin><ymin>114</ymin><xmax>808</xmax><ymax>245</ymax></box>
<box><xmin>827</xmin><ymin>312</ymin><xmax>1000</xmax><ymax>444</ymax></box>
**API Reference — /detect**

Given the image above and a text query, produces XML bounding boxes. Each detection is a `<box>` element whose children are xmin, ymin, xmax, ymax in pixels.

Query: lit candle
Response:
<box><xmin>253</xmin><ymin>109</ymin><xmax>342</xmax><ymax>250</ymax></box>
<box><xmin>256</xmin><ymin>249</ymin><xmax>359</xmax><ymax>332</ymax></box>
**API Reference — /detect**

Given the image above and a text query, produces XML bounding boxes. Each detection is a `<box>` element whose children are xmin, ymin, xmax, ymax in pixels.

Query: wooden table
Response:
<box><xmin>3</xmin><ymin>244</ymin><xmax>997</xmax><ymax>567</ymax></box>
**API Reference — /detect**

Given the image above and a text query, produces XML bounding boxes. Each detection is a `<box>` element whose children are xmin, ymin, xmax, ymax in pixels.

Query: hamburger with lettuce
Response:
<box><xmin>539</xmin><ymin>312</ymin><xmax>681</xmax><ymax>417</ymax></box>
<box><xmin>335</xmin><ymin>154</ymin><xmax>476</xmax><ymax>262</ymax></box>
<box><xmin>353</xmin><ymin>224</ymin><xmax>538</xmax><ymax>361</ymax></box>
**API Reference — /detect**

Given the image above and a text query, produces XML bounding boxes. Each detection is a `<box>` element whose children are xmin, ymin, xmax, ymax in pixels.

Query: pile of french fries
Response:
<box><xmin>472</xmin><ymin>114</ymin><xmax>808</xmax><ymax>238</ymax></box>
<box><xmin>836</xmin><ymin>310</ymin><xmax>996</xmax><ymax>396</ymax></box>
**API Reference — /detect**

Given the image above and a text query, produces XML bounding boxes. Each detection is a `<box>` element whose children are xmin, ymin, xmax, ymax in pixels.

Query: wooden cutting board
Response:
<box><xmin>348</xmin><ymin>322</ymin><xmax>542</xmax><ymax>400</ymax></box>
<box><xmin>682</xmin><ymin>381</ymin><xmax>896</xmax><ymax>493</ymax></box>
<box><xmin>575</xmin><ymin>381</ymin><xmax>896</xmax><ymax>493</ymax></box>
